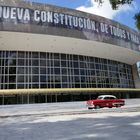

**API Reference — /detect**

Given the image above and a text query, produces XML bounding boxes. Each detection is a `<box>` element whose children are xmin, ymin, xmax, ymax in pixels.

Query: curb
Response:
<box><xmin>0</xmin><ymin>107</ymin><xmax>140</xmax><ymax>118</ymax></box>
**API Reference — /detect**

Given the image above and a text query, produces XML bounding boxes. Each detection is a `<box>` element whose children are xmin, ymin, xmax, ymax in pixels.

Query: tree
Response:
<box><xmin>95</xmin><ymin>0</ymin><xmax>140</xmax><ymax>30</ymax></box>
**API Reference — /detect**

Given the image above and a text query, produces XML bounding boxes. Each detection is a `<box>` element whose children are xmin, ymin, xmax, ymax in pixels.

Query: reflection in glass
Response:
<box><xmin>0</xmin><ymin>51</ymin><xmax>134</xmax><ymax>89</ymax></box>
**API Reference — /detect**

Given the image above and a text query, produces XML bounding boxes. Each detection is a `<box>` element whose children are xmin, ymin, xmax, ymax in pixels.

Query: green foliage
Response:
<box><xmin>134</xmin><ymin>12</ymin><xmax>140</xmax><ymax>30</ymax></box>
<box><xmin>109</xmin><ymin>0</ymin><xmax>133</xmax><ymax>9</ymax></box>
<box><xmin>94</xmin><ymin>0</ymin><xmax>140</xmax><ymax>30</ymax></box>
<box><xmin>95</xmin><ymin>0</ymin><xmax>133</xmax><ymax>9</ymax></box>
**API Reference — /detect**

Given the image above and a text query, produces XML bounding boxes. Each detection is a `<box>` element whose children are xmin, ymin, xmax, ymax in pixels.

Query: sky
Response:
<box><xmin>27</xmin><ymin>0</ymin><xmax>140</xmax><ymax>31</ymax></box>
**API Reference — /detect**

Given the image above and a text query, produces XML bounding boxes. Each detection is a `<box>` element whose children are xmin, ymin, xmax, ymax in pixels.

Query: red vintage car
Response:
<box><xmin>86</xmin><ymin>95</ymin><xmax>125</xmax><ymax>109</ymax></box>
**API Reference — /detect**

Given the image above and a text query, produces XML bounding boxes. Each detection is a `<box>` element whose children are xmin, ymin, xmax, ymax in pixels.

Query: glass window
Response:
<box><xmin>18</xmin><ymin>52</ymin><xmax>24</xmax><ymax>58</ymax></box>
<box><xmin>74</xmin><ymin>69</ymin><xmax>79</xmax><ymax>75</ymax></box>
<box><xmin>62</xmin><ymin>76</ymin><xmax>67</xmax><ymax>82</ymax></box>
<box><xmin>32</xmin><ymin>52</ymin><xmax>39</xmax><ymax>58</ymax></box>
<box><xmin>40</xmin><ymin>68</ymin><xmax>46</xmax><ymax>74</ymax></box>
<box><xmin>9</xmin><ymin>84</ymin><xmax>16</xmax><ymax>89</ymax></box>
<box><xmin>17</xmin><ymin>76</ymin><xmax>24</xmax><ymax>82</ymax></box>
<box><xmin>0</xmin><ymin>51</ymin><xmax>135</xmax><ymax>89</ymax></box>
<box><xmin>54</xmin><ymin>53</ymin><xmax>60</xmax><ymax>59</ymax></box>
<box><xmin>32</xmin><ymin>76</ymin><xmax>39</xmax><ymax>82</ymax></box>
<box><xmin>54</xmin><ymin>68</ymin><xmax>60</xmax><ymax>74</ymax></box>
<box><xmin>61</xmin><ymin>61</ymin><xmax>67</xmax><ymax>67</ymax></box>
<box><xmin>32</xmin><ymin>84</ymin><xmax>39</xmax><ymax>88</ymax></box>
<box><xmin>73</xmin><ymin>55</ymin><xmax>78</xmax><ymax>60</ymax></box>
<box><xmin>9</xmin><ymin>75</ymin><xmax>16</xmax><ymax>83</ymax></box>
<box><xmin>90</xmin><ymin>63</ymin><xmax>95</xmax><ymax>69</ymax></box>
<box><xmin>74</xmin><ymin>76</ymin><xmax>80</xmax><ymax>82</ymax></box>
<box><xmin>40</xmin><ymin>75</ymin><xmax>46</xmax><ymax>82</ymax></box>
<box><xmin>9</xmin><ymin>67</ymin><xmax>16</xmax><ymax>74</ymax></box>
<box><xmin>62</xmin><ymin>68</ymin><xmax>67</xmax><ymax>75</ymax></box>
<box><xmin>79</xmin><ymin>55</ymin><xmax>84</xmax><ymax>61</ymax></box>
<box><xmin>81</xmin><ymin>76</ymin><xmax>86</xmax><ymax>82</ymax></box>
<box><xmin>95</xmin><ymin>64</ymin><xmax>101</xmax><ymax>69</ymax></box>
<box><xmin>40</xmin><ymin>60</ymin><xmax>46</xmax><ymax>66</ymax></box>
<box><xmin>80</xmin><ymin>62</ymin><xmax>85</xmax><ymax>68</ymax></box>
<box><xmin>18</xmin><ymin>59</ymin><xmax>24</xmax><ymax>66</ymax></box>
<box><xmin>32</xmin><ymin>59</ymin><xmax>39</xmax><ymax>66</ymax></box>
<box><xmin>80</xmin><ymin>69</ymin><xmax>85</xmax><ymax>75</ymax></box>
<box><xmin>54</xmin><ymin>60</ymin><xmax>60</xmax><ymax>67</ymax></box>
<box><xmin>32</xmin><ymin>67</ymin><xmax>39</xmax><ymax>74</ymax></box>
<box><xmin>40</xmin><ymin>83</ymin><xmax>47</xmax><ymax>88</ymax></box>
<box><xmin>54</xmin><ymin>76</ymin><xmax>61</xmax><ymax>82</ymax></box>
<box><xmin>9</xmin><ymin>59</ymin><xmax>16</xmax><ymax>66</ymax></box>
<box><xmin>40</xmin><ymin>52</ymin><xmax>46</xmax><ymax>59</ymax></box>
<box><xmin>73</xmin><ymin>62</ymin><xmax>78</xmax><ymax>68</ymax></box>
<box><xmin>61</xmin><ymin>54</ymin><xmax>66</xmax><ymax>60</ymax></box>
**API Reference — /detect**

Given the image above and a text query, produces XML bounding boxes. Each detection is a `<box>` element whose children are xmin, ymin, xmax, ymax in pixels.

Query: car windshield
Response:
<box><xmin>97</xmin><ymin>97</ymin><xmax>103</xmax><ymax>99</ymax></box>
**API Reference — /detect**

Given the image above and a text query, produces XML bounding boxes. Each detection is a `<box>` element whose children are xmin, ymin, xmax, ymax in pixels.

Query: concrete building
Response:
<box><xmin>0</xmin><ymin>0</ymin><xmax>140</xmax><ymax>104</ymax></box>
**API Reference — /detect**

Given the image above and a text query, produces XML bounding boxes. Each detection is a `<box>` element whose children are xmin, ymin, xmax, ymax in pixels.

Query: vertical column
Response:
<box><xmin>132</xmin><ymin>64</ymin><xmax>140</xmax><ymax>88</ymax></box>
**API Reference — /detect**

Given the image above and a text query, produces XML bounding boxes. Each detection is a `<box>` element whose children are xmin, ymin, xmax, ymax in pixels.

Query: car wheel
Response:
<box><xmin>116</xmin><ymin>104</ymin><xmax>121</xmax><ymax>108</ymax></box>
<box><xmin>88</xmin><ymin>107</ymin><xmax>93</xmax><ymax>110</ymax></box>
<box><xmin>95</xmin><ymin>105</ymin><xmax>100</xmax><ymax>109</ymax></box>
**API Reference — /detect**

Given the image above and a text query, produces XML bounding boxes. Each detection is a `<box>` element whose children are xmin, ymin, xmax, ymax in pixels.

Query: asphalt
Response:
<box><xmin>0</xmin><ymin>99</ymin><xmax>140</xmax><ymax>117</ymax></box>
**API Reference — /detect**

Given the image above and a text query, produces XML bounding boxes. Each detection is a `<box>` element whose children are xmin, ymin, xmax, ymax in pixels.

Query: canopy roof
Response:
<box><xmin>0</xmin><ymin>88</ymin><xmax>140</xmax><ymax>95</ymax></box>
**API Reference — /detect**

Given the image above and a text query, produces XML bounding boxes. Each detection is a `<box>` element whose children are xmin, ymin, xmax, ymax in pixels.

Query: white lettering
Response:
<box><xmin>0</xmin><ymin>6</ymin><xmax>139</xmax><ymax>46</ymax></box>
<box><xmin>0</xmin><ymin>7</ymin><xmax>2</xmax><ymax>18</ymax></box>
<box><xmin>100</xmin><ymin>23</ymin><xmax>108</xmax><ymax>34</ymax></box>
<box><xmin>64</xmin><ymin>15</ymin><xmax>68</xmax><ymax>26</ymax></box>
<box><xmin>126</xmin><ymin>31</ymin><xmax>130</xmax><ymax>40</ymax></box>
<box><xmin>109</xmin><ymin>25</ymin><xmax>126</xmax><ymax>39</ymax></box>
<box><xmin>41</xmin><ymin>11</ymin><xmax>47</xmax><ymax>22</ymax></box>
<box><xmin>91</xmin><ymin>20</ymin><xmax>96</xmax><ymax>31</ymax></box>
<box><xmin>47</xmin><ymin>11</ymin><xmax>53</xmax><ymax>23</ymax></box>
<box><xmin>130</xmin><ymin>34</ymin><xmax>139</xmax><ymax>44</ymax></box>
<box><xmin>59</xmin><ymin>13</ymin><xmax>64</xmax><ymax>24</ymax></box>
<box><xmin>3</xmin><ymin>7</ymin><xmax>10</xmax><ymax>19</ymax></box>
<box><xmin>34</xmin><ymin>10</ymin><xmax>40</xmax><ymax>22</ymax></box>
<box><xmin>17</xmin><ymin>8</ymin><xmax>24</xmax><ymax>20</ymax></box>
<box><xmin>10</xmin><ymin>7</ymin><xmax>16</xmax><ymax>19</ymax></box>
<box><xmin>73</xmin><ymin>17</ymin><xmax>78</xmax><ymax>27</ymax></box>
<box><xmin>53</xmin><ymin>12</ymin><xmax>59</xmax><ymax>24</ymax></box>
<box><xmin>79</xmin><ymin>18</ymin><xmax>83</xmax><ymax>28</ymax></box>
<box><xmin>23</xmin><ymin>9</ymin><xmax>30</xmax><ymax>21</ymax></box>
<box><xmin>83</xmin><ymin>18</ymin><xmax>87</xmax><ymax>29</ymax></box>
<box><xmin>86</xmin><ymin>19</ymin><xmax>91</xmax><ymax>30</ymax></box>
<box><xmin>68</xmin><ymin>15</ymin><xmax>72</xmax><ymax>26</ymax></box>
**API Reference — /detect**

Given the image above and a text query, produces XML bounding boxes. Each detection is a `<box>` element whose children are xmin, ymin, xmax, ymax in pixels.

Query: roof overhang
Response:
<box><xmin>0</xmin><ymin>88</ymin><xmax>140</xmax><ymax>95</ymax></box>
<box><xmin>0</xmin><ymin>31</ymin><xmax>140</xmax><ymax>65</ymax></box>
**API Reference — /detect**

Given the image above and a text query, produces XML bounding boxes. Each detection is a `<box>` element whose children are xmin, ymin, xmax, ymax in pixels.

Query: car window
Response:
<box><xmin>104</xmin><ymin>97</ymin><xmax>110</xmax><ymax>100</ymax></box>
<box><xmin>97</xmin><ymin>97</ymin><xmax>103</xmax><ymax>99</ymax></box>
<box><xmin>109</xmin><ymin>97</ymin><xmax>116</xmax><ymax>99</ymax></box>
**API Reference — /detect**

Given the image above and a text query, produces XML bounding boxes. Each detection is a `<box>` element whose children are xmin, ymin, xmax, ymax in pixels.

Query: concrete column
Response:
<box><xmin>132</xmin><ymin>64</ymin><xmax>140</xmax><ymax>88</ymax></box>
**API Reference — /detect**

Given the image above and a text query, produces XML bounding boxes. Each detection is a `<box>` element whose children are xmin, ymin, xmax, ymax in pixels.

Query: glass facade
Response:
<box><xmin>0</xmin><ymin>51</ymin><xmax>134</xmax><ymax>89</ymax></box>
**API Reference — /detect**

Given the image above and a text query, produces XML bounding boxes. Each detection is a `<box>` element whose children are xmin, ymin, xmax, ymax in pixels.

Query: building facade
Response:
<box><xmin>0</xmin><ymin>0</ymin><xmax>140</xmax><ymax>104</ymax></box>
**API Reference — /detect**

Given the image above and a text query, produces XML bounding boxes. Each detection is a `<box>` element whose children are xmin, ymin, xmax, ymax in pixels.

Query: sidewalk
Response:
<box><xmin>0</xmin><ymin>99</ymin><xmax>140</xmax><ymax>117</ymax></box>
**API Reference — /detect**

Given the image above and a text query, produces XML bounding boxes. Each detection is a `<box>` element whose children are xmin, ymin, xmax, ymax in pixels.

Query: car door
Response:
<box><xmin>103</xmin><ymin>97</ymin><xmax>111</xmax><ymax>107</ymax></box>
<box><xmin>104</xmin><ymin>97</ymin><xmax>113</xmax><ymax>107</ymax></box>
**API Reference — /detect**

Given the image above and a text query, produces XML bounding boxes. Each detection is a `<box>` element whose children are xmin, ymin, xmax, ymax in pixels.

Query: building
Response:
<box><xmin>0</xmin><ymin>0</ymin><xmax>140</xmax><ymax>104</ymax></box>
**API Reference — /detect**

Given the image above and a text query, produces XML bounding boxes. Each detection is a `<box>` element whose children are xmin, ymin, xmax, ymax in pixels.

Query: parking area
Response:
<box><xmin>0</xmin><ymin>99</ymin><xmax>140</xmax><ymax>117</ymax></box>
<box><xmin>0</xmin><ymin>106</ymin><xmax>140</xmax><ymax>140</ymax></box>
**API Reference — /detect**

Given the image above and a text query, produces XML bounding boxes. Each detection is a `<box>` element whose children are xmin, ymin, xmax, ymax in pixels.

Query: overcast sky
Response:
<box><xmin>27</xmin><ymin>0</ymin><xmax>140</xmax><ymax>31</ymax></box>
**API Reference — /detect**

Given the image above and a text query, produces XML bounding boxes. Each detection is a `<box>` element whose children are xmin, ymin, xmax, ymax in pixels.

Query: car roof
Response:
<box><xmin>98</xmin><ymin>95</ymin><xmax>116</xmax><ymax>98</ymax></box>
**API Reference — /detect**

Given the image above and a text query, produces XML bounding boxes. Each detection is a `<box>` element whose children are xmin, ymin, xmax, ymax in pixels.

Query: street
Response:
<box><xmin>0</xmin><ymin>111</ymin><xmax>140</xmax><ymax>140</ymax></box>
<box><xmin>0</xmin><ymin>99</ymin><xmax>140</xmax><ymax>140</ymax></box>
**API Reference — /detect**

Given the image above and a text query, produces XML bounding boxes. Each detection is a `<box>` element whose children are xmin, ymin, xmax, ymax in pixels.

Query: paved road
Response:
<box><xmin>0</xmin><ymin>110</ymin><xmax>140</xmax><ymax>140</ymax></box>
<box><xmin>0</xmin><ymin>99</ymin><xmax>140</xmax><ymax>117</ymax></box>
<box><xmin>0</xmin><ymin>99</ymin><xmax>140</xmax><ymax>140</ymax></box>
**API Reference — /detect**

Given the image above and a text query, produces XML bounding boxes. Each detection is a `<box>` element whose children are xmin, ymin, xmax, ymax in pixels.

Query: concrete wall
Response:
<box><xmin>0</xmin><ymin>0</ymin><xmax>140</xmax><ymax>52</ymax></box>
